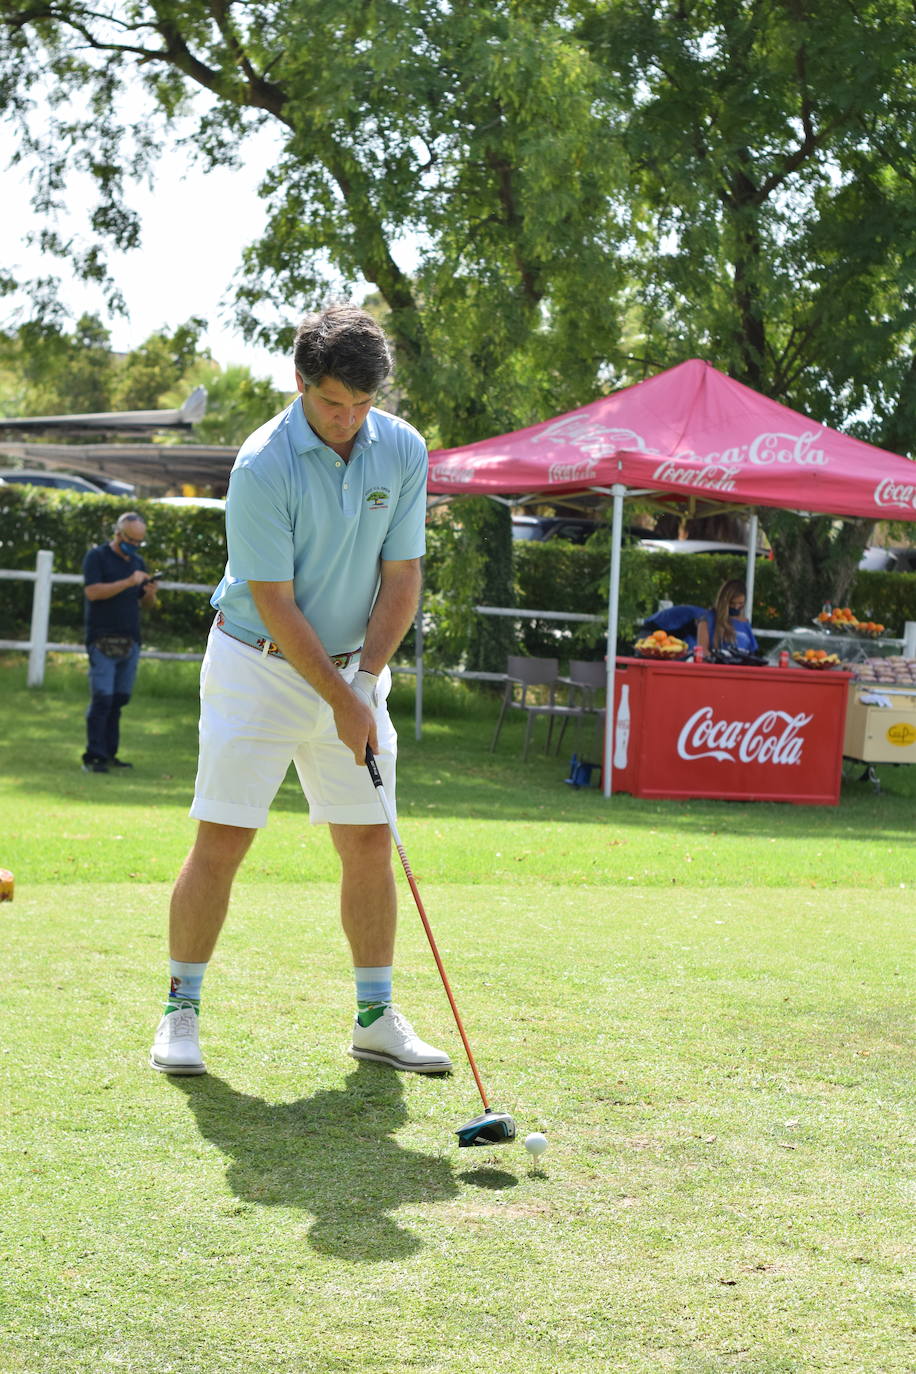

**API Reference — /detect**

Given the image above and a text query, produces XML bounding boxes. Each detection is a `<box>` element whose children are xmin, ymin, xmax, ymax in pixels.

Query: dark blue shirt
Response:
<box><xmin>702</xmin><ymin>610</ymin><xmax>759</xmax><ymax>654</ymax></box>
<box><xmin>83</xmin><ymin>542</ymin><xmax>148</xmax><ymax>646</ymax></box>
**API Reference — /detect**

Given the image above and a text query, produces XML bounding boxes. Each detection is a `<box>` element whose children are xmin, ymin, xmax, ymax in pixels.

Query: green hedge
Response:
<box><xmin>509</xmin><ymin>543</ymin><xmax>916</xmax><ymax>653</ymax></box>
<box><xmin>0</xmin><ymin>485</ymin><xmax>226</xmax><ymax>647</ymax></box>
<box><xmin>2</xmin><ymin>485</ymin><xmax>914</xmax><ymax>657</ymax></box>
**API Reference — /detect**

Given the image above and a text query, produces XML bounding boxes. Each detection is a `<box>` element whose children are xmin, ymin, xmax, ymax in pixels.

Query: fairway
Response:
<box><xmin>1</xmin><ymin>660</ymin><xmax>914</xmax><ymax>1372</ymax></box>
<box><xmin>4</xmin><ymin>882</ymin><xmax>913</xmax><ymax>1373</ymax></box>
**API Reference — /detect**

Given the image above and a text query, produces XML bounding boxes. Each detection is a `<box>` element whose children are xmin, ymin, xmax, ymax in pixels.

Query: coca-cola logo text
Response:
<box><xmin>652</xmin><ymin>461</ymin><xmax>739</xmax><ymax>494</ymax></box>
<box><xmin>677</xmin><ymin>706</ymin><xmax>812</xmax><ymax>765</ymax></box>
<box><xmin>548</xmin><ymin>458</ymin><xmax>600</xmax><ymax>484</ymax></box>
<box><xmin>533</xmin><ymin>417</ymin><xmax>646</xmax><ymax>460</ymax></box>
<box><xmin>873</xmin><ymin>477</ymin><xmax>916</xmax><ymax>511</ymax></box>
<box><xmin>429</xmin><ymin>462</ymin><xmax>476</xmax><ymax>485</ymax></box>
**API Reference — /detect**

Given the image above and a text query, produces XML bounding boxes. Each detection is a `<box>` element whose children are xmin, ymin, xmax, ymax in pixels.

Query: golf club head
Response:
<box><xmin>455</xmin><ymin>1111</ymin><xmax>517</xmax><ymax>1148</ymax></box>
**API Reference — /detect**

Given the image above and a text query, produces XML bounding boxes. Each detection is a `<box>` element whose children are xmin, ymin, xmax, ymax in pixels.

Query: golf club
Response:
<box><xmin>365</xmin><ymin>745</ymin><xmax>516</xmax><ymax>1148</ymax></box>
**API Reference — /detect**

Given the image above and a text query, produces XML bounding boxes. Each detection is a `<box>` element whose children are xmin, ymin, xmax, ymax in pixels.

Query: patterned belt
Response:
<box><xmin>215</xmin><ymin>613</ymin><xmax>361</xmax><ymax>668</ymax></box>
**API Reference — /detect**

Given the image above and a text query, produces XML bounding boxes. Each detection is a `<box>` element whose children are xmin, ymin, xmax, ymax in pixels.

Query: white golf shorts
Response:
<box><xmin>190</xmin><ymin>625</ymin><xmax>397</xmax><ymax>828</ymax></box>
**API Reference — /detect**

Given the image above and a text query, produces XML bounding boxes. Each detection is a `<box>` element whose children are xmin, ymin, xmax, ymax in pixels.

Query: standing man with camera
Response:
<box><xmin>82</xmin><ymin>511</ymin><xmax>159</xmax><ymax>773</ymax></box>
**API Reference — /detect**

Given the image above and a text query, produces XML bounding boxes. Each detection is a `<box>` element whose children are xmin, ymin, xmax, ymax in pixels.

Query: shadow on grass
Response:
<box><xmin>168</xmin><ymin>1062</ymin><xmax>459</xmax><ymax>1262</ymax></box>
<box><xmin>457</xmin><ymin>1167</ymin><xmax>518</xmax><ymax>1189</ymax></box>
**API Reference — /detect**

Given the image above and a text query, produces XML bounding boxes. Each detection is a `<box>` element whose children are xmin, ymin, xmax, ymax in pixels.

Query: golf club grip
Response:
<box><xmin>364</xmin><ymin>744</ymin><xmax>383</xmax><ymax>788</ymax></box>
<box><xmin>365</xmin><ymin>746</ymin><xmax>491</xmax><ymax>1114</ymax></box>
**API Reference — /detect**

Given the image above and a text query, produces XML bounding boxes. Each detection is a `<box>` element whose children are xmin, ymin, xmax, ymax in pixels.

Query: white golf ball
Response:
<box><xmin>524</xmin><ymin>1132</ymin><xmax>548</xmax><ymax>1156</ymax></box>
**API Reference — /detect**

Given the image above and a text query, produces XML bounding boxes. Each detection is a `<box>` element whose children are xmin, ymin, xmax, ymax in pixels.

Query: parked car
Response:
<box><xmin>511</xmin><ymin>514</ymin><xmax>601</xmax><ymax>544</ymax></box>
<box><xmin>636</xmin><ymin>538</ymin><xmax>770</xmax><ymax>557</ymax></box>
<box><xmin>0</xmin><ymin>468</ymin><xmax>107</xmax><ymax>494</ymax></box>
<box><xmin>858</xmin><ymin>546</ymin><xmax>916</xmax><ymax>573</ymax></box>
<box><xmin>78</xmin><ymin>473</ymin><xmax>136</xmax><ymax>497</ymax></box>
<box><xmin>151</xmin><ymin>496</ymin><xmax>226</xmax><ymax>510</ymax></box>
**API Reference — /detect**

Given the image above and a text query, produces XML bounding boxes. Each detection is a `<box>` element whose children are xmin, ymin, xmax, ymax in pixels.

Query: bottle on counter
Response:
<box><xmin>693</xmin><ymin>644</ymin><xmax>705</xmax><ymax>663</ymax></box>
<box><xmin>779</xmin><ymin>650</ymin><xmax>789</xmax><ymax>668</ymax></box>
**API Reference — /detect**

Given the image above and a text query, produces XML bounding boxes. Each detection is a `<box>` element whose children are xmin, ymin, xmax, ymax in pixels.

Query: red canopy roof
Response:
<box><xmin>427</xmin><ymin>359</ymin><xmax>916</xmax><ymax>522</ymax></box>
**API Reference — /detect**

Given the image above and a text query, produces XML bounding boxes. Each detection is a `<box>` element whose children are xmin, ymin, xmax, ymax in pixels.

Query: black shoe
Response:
<box><xmin>109</xmin><ymin>758</ymin><xmax>133</xmax><ymax>769</ymax></box>
<box><xmin>81</xmin><ymin>758</ymin><xmax>109</xmax><ymax>774</ymax></box>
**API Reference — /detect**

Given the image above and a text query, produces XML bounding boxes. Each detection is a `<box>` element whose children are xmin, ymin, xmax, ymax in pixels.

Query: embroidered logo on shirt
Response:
<box><xmin>366</xmin><ymin>487</ymin><xmax>390</xmax><ymax>510</ymax></box>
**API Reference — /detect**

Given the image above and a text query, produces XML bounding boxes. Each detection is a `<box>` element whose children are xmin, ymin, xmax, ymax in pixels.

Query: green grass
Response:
<box><xmin>1</xmin><ymin>656</ymin><xmax>914</xmax><ymax>1373</ymax></box>
<box><xmin>4</xmin><ymin>655</ymin><xmax>915</xmax><ymax>890</ymax></box>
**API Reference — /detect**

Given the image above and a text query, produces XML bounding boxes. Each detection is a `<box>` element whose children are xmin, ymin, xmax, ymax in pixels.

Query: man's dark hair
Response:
<box><xmin>293</xmin><ymin>304</ymin><xmax>392</xmax><ymax>395</ymax></box>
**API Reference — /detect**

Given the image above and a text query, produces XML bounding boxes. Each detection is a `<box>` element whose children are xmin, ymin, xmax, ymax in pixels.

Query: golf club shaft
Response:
<box><xmin>365</xmin><ymin>746</ymin><xmax>491</xmax><ymax>1113</ymax></box>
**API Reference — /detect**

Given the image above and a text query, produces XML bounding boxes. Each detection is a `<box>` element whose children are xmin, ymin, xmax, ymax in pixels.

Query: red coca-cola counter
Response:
<box><xmin>609</xmin><ymin>657</ymin><xmax>852</xmax><ymax>805</ymax></box>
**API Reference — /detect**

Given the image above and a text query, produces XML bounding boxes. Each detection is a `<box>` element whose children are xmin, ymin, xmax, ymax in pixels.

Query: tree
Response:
<box><xmin>0</xmin><ymin>314</ymin><xmax>284</xmax><ymax>451</ymax></box>
<box><xmin>111</xmin><ymin>317</ymin><xmax>208</xmax><ymax>410</ymax></box>
<box><xmin>183</xmin><ymin>364</ymin><xmax>289</xmax><ymax>447</ymax></box>
<box><xmin>2</xmin><ymin>1</ymin><xmax>915</xmax><ymax>632</ymax></box>
<box><xmin>0</xmin><ymin>2</ymin><xmax>633</xmax><ymax>664</ymax></box>
<box><xmin>0</xmin><ymin>312</ymin><xmax>114</xmax><ymax>417</ymax></box>
<box><xmin>0</xmin><ymin>2</ymin><xmax>624</xmax><ymax>444</ymax></box>
<box><xmin>575</xmin><ymin>0</ymin><xmax>916</xmax><ymax>620</ymax></box>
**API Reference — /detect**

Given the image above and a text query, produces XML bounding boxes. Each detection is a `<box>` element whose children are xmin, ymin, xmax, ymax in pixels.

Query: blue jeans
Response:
<box><xmin>85</xmin><ymin>641</ymin><xmax>141</xmax><ymax>761</ymax></box>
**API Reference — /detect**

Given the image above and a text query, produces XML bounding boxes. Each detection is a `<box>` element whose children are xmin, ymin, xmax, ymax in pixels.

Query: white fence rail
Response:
<box><xmin>3</xmin><ymin>551</ymin><xmax>915</xmax><ymax>705</ymax></box>
<box><xmin>0</xmin><ymin>553</ymin><xmax>610</xmax><ymax>741</ymax></box>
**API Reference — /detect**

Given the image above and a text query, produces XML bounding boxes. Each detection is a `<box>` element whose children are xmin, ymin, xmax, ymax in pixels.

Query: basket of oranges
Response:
<box><xmin>814</xmin><ymin>608</ymin><xmax>885</xmax><ymax>638</ymax></box>
<box><xmin>792</xmin><ymin>649</ymin><xmax>843</xmax><ymax>670</ymax></box>
<box><xmin>634</xmin><ymin>630</ymin><xmax>690</xmax><ymax>660</ymax></box>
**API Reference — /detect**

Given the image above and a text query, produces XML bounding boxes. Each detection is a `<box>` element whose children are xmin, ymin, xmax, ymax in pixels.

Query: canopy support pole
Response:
<box><xmin>602</xmin><ymin>483</ymin><xmax>626</xmax><ymax>798</ymax></box>
<box><xmin>745</xmin><ymin>511</ymin><xmax>758</xmax><ymax>620</ymax></box>
<box><xmin>414</xmin><ymin>562</ymin><xmax>424</xmax><ymax>740</ymax></box>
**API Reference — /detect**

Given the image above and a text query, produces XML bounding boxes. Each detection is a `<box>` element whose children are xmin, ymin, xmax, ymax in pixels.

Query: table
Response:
<box><xmin>610</xmin><ymin>657</ymin><xmax>852</xmax><ymax>806</ymax></box>
<box><xmin>768</xmin><ymin>628</ymin><xmax>900</xmax><ymax>665</ymax></box>
<box><xmin>841</xmin><ymin>677</ymin><xmax>916</xmax><ymax>794</ymax></box>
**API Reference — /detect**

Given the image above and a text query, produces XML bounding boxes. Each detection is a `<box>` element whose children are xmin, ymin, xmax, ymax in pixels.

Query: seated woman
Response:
<box><xmin>696</xmin><ymin>579</ymin><xmax>760</xmax><ymax>656</ymax></box>
<box><xmin>640</xmin><ymin>602</ymin><xmax>706</xmax><ymax>649</ymax></box>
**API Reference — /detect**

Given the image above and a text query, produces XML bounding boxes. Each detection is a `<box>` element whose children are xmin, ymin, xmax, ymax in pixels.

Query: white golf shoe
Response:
<box><xmin>348</xmin><ymin>1006</ymin><xmax>452</xmax><ymax>1074</ymax></box>
<box><xmin>149</xmin><ymin>1003</ymin><xmax>206</xmax><ymax>1075</ymax></box>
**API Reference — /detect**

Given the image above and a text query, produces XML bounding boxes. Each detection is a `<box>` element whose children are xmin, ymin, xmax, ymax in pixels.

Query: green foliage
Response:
<box><xmin>577</xmin><ymin>0</ymin><xmax>916</xmax><ymax>428</ymax></box>
<box><xmin>110</xmin><ymin>317</ymin><xmax>208</xmax><ymax>409</ymax></box>
<box><xmin>0</xmin><ymin>484</ymin><xmax>226</xmax><ymax>645</ymax></box>
<box><xmin>0</xmin><ymin>313</ymin><xmax>286</xmax><ymax>449</ymax></box>
<box><xmin>187</xmin><ymin>365</ymin><xmax>291</xmax><ymax>446</ymax></box>
<box><xmin>0</xmin><ymin>1</ymin><xmax>625</xmax><ymax>453</ymax></box>
<box><xmin>2</xmin><ymin>486</ymin><xmax>913</xmax><ymax>656</ymax></box>
<box><xmin>854</xmin><ymin>570</ymin><xmax>916</xmax><ymax>638</ymax></box>
<box><xmin>423</xmin><ymin>499</ymin><xmax>515</xmax><ymax>672</ymax></box>
<box><xmin>3</xmin><ymin>1</ymin><xmax>915</xmax><ymax>615</ymax></box>
<box><xmin>0</xmin><ymin>312</ymin><xmax>114</xmax><ymax>416</ymax></box>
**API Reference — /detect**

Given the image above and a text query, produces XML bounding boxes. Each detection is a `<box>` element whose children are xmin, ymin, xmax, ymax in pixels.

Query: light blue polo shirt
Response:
<box><xmin>211</xmin><ymin>397</ymin><xmax>428</xmax><ymax>653</ymax></box>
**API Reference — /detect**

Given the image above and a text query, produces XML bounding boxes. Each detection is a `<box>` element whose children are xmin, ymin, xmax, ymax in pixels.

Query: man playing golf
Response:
<box><xmin>150</xmin><ymin>303</ymin><xmax>451</xmax><ymax>1078</ymax></box>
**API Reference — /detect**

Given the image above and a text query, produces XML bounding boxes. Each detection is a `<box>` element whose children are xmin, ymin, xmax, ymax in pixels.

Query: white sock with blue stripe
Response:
<box><xmin>354</xmin><ymin>965</ymin><xmax>393</xmax><ymax>1026</ymax></box>
<box><xmin>166</xmin><ymin>959</ymin><xmax>208</xmax><ymax>1016</ymax></box>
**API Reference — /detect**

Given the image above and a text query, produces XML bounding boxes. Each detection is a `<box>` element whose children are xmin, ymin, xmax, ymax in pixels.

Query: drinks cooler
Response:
<box><xmin>609</xmin><ymin>657</ymin><xmax>852</xmax><ymax>806</ymax></box>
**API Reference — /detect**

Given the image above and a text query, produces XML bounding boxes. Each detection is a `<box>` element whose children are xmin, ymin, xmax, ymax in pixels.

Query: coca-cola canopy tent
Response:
<box><xmin>427</xmin><ymin>358</ymin><xmax>916</xmax><ymax>519</ymax></box>
<box><xmin>425</xmin><ymin>358</ymin><xmax>916</xmax><ymax>796</ymax></box>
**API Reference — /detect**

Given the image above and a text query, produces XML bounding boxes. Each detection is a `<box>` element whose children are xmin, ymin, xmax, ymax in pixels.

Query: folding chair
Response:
<box><xmin>555</xmin><ymin>659</ymin><xmax>607</xmax><ymax>756</ymax></box>
<box><xmin>489</xmin><ymin>655</ymin><xmax>584</xmax><ymax>761</ymax></box>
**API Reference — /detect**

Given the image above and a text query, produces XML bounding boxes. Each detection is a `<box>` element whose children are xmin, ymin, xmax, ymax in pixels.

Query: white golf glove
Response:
<box><xmin>352</xmin><ymin>668</ymin><xmax>380</xmax><ymax>711</ymax></box>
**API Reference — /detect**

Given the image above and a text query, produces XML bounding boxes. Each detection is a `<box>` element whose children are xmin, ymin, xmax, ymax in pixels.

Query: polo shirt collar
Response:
<box><xmin>287</xmin><ymin>397</ymin><xmax>380</xmax><ymax>457</ymax></box>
